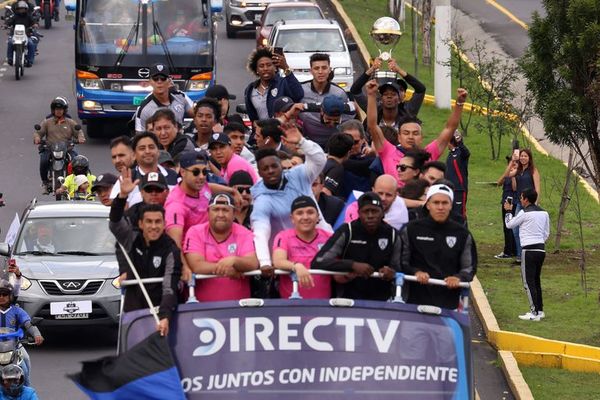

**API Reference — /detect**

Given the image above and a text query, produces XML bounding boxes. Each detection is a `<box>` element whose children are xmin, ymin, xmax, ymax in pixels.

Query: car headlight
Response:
<box><xmin>111</xmin><ymin>277</ymin><xmax>121</xmax><ymax>289</ymax></box>
<box><xmin>333</xmin><ymin>67</ymin><xmax>352</xmax><ymax>76</ymax></box>
<box><xmin>0</xmin><ymin>352</ymin><xmax>13</xmax><ymax>365</ymax></box>
<box><xmin>79</xmin><ymin>79</ymin><xmax>103</xmax><ymax>90</ymax></box>
<box><xmin>20</xmin><ymin>277</ymin><xmax>32</xmax><ymax>291</ymax></box>
<box><xmin>230</xmin><ymin>0</ymin><xmax>246</xmax><ymax>7</ymax></box>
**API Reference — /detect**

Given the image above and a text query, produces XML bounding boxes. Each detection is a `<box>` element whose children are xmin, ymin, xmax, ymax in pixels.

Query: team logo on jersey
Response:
<box><xmin>446</xmin><ymin>236</ymin><xmax>457</xmax><ymax>248</ymax></box>
<box><xmin>271</xmin><ymin>88</ymin><xmax>278</xmax><ymax>97</ymax></box>
<box><xmin>378</xmin><ymin>238</ymin><xmax>388</xmax><ymax>250</ymax></box>
<box><xmin>174</xmin><ymin>104</ymin><xmax>184</xmax><ymax>112</ymax></box>
<box><xmin>153</xmin><ymin>256</ymin><xmax>162</xmax><ymax>268</ymax></box>
<box><xmin>228</xmin><ymin>243</ymin><xmax>237</xmax><ymax>254</ymax></box>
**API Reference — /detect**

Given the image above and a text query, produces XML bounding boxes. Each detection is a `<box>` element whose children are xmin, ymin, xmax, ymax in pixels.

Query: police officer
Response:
<box><xmin>400</xmin><ymin>184</ymin><xmax>477</xmax><ymax>309</ymax></box>
<box><xmin>312</xmin><ymin>192</ymin><xmax>400</xmax><ymax>301</ymax></box>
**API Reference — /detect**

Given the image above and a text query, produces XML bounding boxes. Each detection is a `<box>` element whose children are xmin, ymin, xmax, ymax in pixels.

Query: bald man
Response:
<box><xmin>344</xmin><ymin>174</ymin><xmax>409</xmax><ymax>230</ymax></box>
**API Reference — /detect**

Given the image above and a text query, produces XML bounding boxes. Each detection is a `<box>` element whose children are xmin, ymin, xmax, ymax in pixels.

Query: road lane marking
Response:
<box><xmin>485</xmin><ymin>0</ymin><xmax>529</xmax><ymax>30</ymax></box>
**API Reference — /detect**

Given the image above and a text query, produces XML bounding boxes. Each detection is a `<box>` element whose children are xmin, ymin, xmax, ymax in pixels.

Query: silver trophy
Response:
<box><xmin>370</xmin><ymin>17</ymin><xmax>403</xmax><ymax>79</ymax></box>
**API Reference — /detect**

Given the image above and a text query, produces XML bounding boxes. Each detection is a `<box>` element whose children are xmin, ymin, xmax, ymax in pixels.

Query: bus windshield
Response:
<box><xmin>77</xmin><ymin>0</ymin><xmax>213</xmax><ymax>68</ymax></box>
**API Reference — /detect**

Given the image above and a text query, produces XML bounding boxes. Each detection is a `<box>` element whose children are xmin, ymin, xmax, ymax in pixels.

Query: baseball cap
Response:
<box><xmin>357</xmin><ymin>192</ymin><xmax>383</xmax><ymax>210</ymax></box>
<box><xmin>229</xmin><ymin>170</ymin><xmax>253</xmax><ymax>187</ymax></box>
<box><xmin>205</xmin><ymin>84</ymin><xmax>236</xmax><ymax>100</ymax></box>
<box><xmin>209</xmin><ymin>193</ymin><xmax>235</xmax><ymax>208</ymax></box>
<box><xmin>208</xmin><ymin>132</ymin><xmax>232</xmax><ymax>148</ymax></box>
<box><xmin>149</xmin><ymin>63</ymin><xmax>170</xmax><ymax>78</ymax></box>
<box><xmin>178</xmin><ymin>150</ymin><xmax>209</xmax><ymax>168</ymax></box>
<box><xmin>379</xmin><ymin>80</ymin><xmax>402</xmax><ymax>94</ymax></box>
<box><xmin>139</xmin><ymin>171</ymin><xmax>167</xmax><ymax>191</ymax></box>
<box><xmin>425</xmin><ymin>184</ymin><xmax>454</xmax><ymax>203</ymax></box>
<box><xmin>290</xmin><ymin>195</ymin><xmax>318</xmax><ymax>213</ymax></box>
<box><xmin>321</xmin><ymin>95</ymin><xmax>345</xmax><ymax>116</ymax></box>
<box><xmin>158</xmin><ymin>150</ymin><xmax>174</xmax><ymax>166</ymax></box>
<box><xmin>273</xmin><ymin>96</ymin><xmax>294</xmax><ymax>114</ymax></box>
<box><xmin>91</xmin><ymin>173</ymin><xmax>118</xmax><ymax>192</ymax></box>
<box><xmin>74</xmin><ymin>175</ymin><xmax>88</xmax><ymax>188</ymax></box>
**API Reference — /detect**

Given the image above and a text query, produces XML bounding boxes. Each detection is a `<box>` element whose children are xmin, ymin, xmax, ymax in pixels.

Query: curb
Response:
<box><xmin>498</xmin><ymin>350</ymin><xmax>535</xmax><ymax>400</ymax></box>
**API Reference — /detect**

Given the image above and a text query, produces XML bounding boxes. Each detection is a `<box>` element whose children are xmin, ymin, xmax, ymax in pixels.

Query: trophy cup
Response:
<box><xmin>370</xmin><ymin>17</ymin><xmax>403</xmax><ymax>80</ymax></box>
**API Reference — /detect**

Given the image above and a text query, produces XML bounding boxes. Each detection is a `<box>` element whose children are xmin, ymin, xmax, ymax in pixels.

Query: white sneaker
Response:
<box><xmin>538</xmin><ymin>311</ymin><xmax>545</xmax><ymax>319</ymax></box>
<box><xmin>518</xmin><ymin>312</ymin><xmax>541</xmax><ymax>321</ymax></box>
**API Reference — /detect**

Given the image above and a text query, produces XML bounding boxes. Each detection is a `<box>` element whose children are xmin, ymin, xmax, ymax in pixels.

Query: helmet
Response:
<box><xmin>71</xmin><ymin>155</ymin><xmax>90</xmax><ymax>175</ymax></box>
<box><xmin>50</xmin><ymin>97</ymin><xmax>69</xmax><ymax>112</ymax></box>
<box><xmin>0</xmin><ymin>280</ymin><xmax>14</xmax><ymax>304</ymax></box>
<box><xmin>15</xmin><ymin>1</ymin><xmax>28</xmax><ymax>10</ymax></box>
<box><xmin>1</xmin><ymin>365</ymin><xmax>25</xmax><ymax>397</ymax></box>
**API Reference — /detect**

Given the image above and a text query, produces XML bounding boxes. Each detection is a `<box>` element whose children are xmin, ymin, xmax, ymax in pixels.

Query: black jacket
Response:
<box><xmin>400</xmin><ymin>216</ymin><xmax>477</xmax><ymax>309</ymax></box>
<box><xmin>164</xmin><ymin>134</ymin><xmax>195</xmax><ymax>159</ymax></box>
<box><xmin>312</xmin><ymin>220</ymin><xmax>401</xmax><ymax>301</ymax></box>
<box><xmin>109</xmin><ymin>197</ymin><xmax>181</xmax><ymax>319</ymax></box>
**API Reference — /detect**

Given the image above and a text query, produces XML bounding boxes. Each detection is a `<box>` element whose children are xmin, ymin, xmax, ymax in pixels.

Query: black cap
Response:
<box><xmin>178</xmin><ymin>150</ymin><xmax>209</xmax><ymax>168</ymax></box>
<box><xmin>158</xmin><ymin>150</ymin><xmax>174</xmax><ymax>166</ymax></box>
<box><xmin>273</xmin><ymin>96</ymin><xmax>294</xmax><ymax>114</ymax></box>
<box><xmin>379</xmin><ymin>81</ymin><xmax>402</xmax><ymax>94</ymax></box>
<box><xmin>229</xmin><ymin>170</ymin><xmax>253</xmax><ymax>187</ymax></box>
<box><xmin>357</xmin><ymin>192</ymin><xmax>383</xmax><ymax>210</ymax></box>
<box><xmin>208</xmin><ymin>132</ymin><xmax>232</xmax><ymax>148</ymax></box>
<box><xmin>206</xmin><ymin>84</ymin><xmax>236</xmax><ymax>100</ymax></box>
<box><xmin>150</xmin><ymin>63</ymin><xmax>170</xmax><ymax>78</ymax></box>
<box><xmin>139</xmin><ymin>171</ymin><xmax>167</xmax><ymax>191</ymax></box>
<box><xmin>91</xmin><ymin>173</ymin><xmax>118</xmax><ymax>192</ymax></box>
<box><xmin>291</xmin><ymin>195</ymin><xmax>318</xmax><ymax>213</ymax></box>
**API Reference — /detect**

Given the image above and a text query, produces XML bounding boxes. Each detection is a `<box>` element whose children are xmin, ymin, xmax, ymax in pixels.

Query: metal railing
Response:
<box><xmin>121</xmin><ymin>270</ymin><xmax>471</xmax><ymax>313</ymax></box>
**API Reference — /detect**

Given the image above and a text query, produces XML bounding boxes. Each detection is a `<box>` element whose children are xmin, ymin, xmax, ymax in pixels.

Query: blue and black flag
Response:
<box><xmin>70</xmin><ymin>332</ymin><xmax>185</xmax><ymax>400</ymax></box>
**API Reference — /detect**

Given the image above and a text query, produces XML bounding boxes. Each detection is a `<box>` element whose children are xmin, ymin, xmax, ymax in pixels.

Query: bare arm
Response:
<box><xmin>435</xmin><ymin>89</ymin><xmax>468</xmax><ymax>154</ymax></box>
<box><xmin>365</xmin><ymin>80</ymin><xmax>385</xmax><ymax>152</ymax></box>
<box><xmin>532</xmin><ymin>169</ymin><xmax>541</xmax><ymax>202</ymax></box>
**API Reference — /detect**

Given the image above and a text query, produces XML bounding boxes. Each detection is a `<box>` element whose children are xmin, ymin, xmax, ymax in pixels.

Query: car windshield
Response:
<box><xmin>264</xmin><ymin>8</ymin><xmax>323</xmax><ymax>26</ymax></box>
<box><xmin>77</xmin><ymin>0</ymin><xmax>212</xmax><ymax>67</ymax></box>
<box><xmin>276</xmin><ymin>28</ymin><xmax>345</xmax><ymax>53</ymax></box>
<box><xmin>14</xmin><ymin>217</ymin><xmax>115</xmax><ymax>256</ymax></box>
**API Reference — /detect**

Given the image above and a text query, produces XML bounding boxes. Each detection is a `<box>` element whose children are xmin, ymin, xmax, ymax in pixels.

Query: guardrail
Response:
<box><xmin>121</xmin><ymin>270</ymin><xmax>471</xmax><ymax>313</ymax></box>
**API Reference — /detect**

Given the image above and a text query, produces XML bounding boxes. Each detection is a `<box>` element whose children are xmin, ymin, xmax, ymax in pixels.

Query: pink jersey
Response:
<box><xmin>222</xmin><ymin>153</ymin><xmax>258</xmax><ymax>184</ymax></box>
<box><xmin>272</xmin><ymin>228</ymin><xmax>332</xmax><ymax>299</ymax></box>
<box><xmin>378</xmin><ymin>139</ymin><xmax>442</xmax><ymax>186</ymax></box>
<box><xmin>184</xmin><ymin>222</ymin><xmax>256</xmax><ymax>302</ymax></box>
<box><xmin>164</xmin><ymin>184</ymin><xmax>212</xmax><ymax>239</ymax></box>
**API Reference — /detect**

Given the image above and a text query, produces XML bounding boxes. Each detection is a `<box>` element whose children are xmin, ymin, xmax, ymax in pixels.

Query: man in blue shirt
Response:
<box><xmin>0</xmin><ymin>365</ymin><xmax>39</xmax><ymax>400</ymax></box>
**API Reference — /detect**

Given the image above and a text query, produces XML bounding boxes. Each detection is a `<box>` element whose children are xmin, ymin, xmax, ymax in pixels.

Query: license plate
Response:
<box><xmin>133</xmin><ymin>96</ymin><xmax>146</xmax><ymax>106</ymax></box>
<box><xmin>56</xmin><ymin>313</ymin><xmax>89</xmax><ymax>320</ymax></box>
<box><xmin>254</xmin><ymin>13</ymin><xmax>262</xmax><ymax>21</ymax></box>
<box><xmin>50</xmin><ymin>300</ymin><xmax>92</xmax><ymax>316</ymax></box>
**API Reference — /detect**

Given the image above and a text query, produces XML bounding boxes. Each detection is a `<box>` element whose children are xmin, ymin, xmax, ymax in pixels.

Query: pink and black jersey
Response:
<box><xmin>378</xmin><ymin>139</ymin><xmax>441</xmax><ymax>187</ymax></box>
<box><xmin>272</xmin><ymin>228</ymin><xmax>332</xmax><ymax>299</ymax></box>
<box><xmin>164</xmin><ymin>184</ymin><xmax>212</xmax><ymax>239</ymax></box>
<box><xmin>184</xmin><ymin>222</ymin><xmax>256</xmax><ymax>302</ymax></box>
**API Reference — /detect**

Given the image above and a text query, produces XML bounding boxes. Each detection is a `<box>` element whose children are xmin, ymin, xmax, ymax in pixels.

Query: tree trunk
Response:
<box><xmin>421</xmin><ymin>0</ymin><xmax>432</xmax><ymax>66</ymax></box>
<box><xmin>554</xmin><ymin>149</ymin><xmax>575</xmax><ymax>249</ymax></box>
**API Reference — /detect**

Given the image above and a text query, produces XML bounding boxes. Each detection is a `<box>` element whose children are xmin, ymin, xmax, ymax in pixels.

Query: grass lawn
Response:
<box><xmin>521</xmin><ymin>366</ymin><xmax>600</xmax><ymax>400</ymax></box>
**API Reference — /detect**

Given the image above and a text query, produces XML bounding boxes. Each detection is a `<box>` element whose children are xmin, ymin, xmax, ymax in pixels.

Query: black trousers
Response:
<box><xmin>521</xmin><ymin>247</ymin><xmax>545</xmax><ymax>313</ymax></box>
<box><xmin>502</xmin><ymin>205</ymin><xmax>516</xmax><ymax>256</ymax></box>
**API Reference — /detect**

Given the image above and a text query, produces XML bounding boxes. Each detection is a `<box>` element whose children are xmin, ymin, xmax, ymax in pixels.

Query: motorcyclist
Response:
<box><xmin>55</xmin><ymin>156</ymin><xmax>96</xmax><ymax>198</ymax></box>
<box><xmin>5</xmin><ymin>1</ymin><xmax>38</xmax><ymax>68</ymax></box>
<box><xmin>0</xmin><ymin>281</ymin><xmax>43</xmax><ymax>388</ymax></box>
<box><xmin>33</xmin><ymin>0</ymin><xmax>59</xmax><ymax>22</ymax></box>
<box><xmin>33</xmin><ymin>97</ymin><xmax>85</xmax><ymax>194</ymax></box>
<box><xmin>0</xmin><ymin>365</ymin><xmax>39</xmax><ymax>400</ymax></box>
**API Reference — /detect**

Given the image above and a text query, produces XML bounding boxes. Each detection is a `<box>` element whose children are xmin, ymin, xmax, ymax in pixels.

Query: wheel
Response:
<box><xmin>14</xmin><ymin>47</ymin><xmax>22</xmax><ymax>81</ymax></box>
<box><xmin>226</xmin><ymin>22</ymin><xmax>237</xmax><ymax>39</ymax></box>
<box><xmin>44</xmin><ymin>3</ymin><xmax>52</xmax><ymax>29</ymax></box>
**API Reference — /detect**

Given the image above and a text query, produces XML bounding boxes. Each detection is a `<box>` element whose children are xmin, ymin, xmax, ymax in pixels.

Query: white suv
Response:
<box><xmin>268</xmin><ymin>19</ymin><xmax>357</xmax><ymax>91</ymax></box>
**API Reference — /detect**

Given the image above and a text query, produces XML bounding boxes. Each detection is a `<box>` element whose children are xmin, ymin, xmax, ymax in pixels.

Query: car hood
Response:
<box><xmin>15</xmin><ymin>256</ymin><xmax>119</xmax><ymax>280</ymax></box>
<box><xmin>285</xmin><ymin>52</ymin><xmax>352</xmax><ymax>70</ymax></box>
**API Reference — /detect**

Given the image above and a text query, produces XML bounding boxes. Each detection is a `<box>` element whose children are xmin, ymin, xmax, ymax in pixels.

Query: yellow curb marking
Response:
<box><xmin>485</xmin><ymin>0</ymin><xmax>529</xmax><ymax>30</ymax></box>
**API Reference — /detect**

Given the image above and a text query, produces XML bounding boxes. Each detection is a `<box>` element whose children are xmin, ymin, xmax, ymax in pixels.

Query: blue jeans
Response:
<box><xmin>512</xmin><ymin>203</ymin><xmax>523</xmax><ymax>258</ymax></box>
<box><xmin>6</xmin><ymin>36</ymin><xmax>36</xmax><ymax>64</ymax></box>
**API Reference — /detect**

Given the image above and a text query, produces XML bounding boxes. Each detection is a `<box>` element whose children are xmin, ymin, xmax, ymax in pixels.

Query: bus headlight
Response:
<box><xmin>79</xmin><ymin>79</ymin><xmax>103</xmax><ymax>90</ymax></box>
<box><xmin>187</xmin><ymin>72</ymin><xmax>213</xmax><ymax>91</ymax></box>
<box><xmin>82</xmin><ymin>100</ymin><xmax>103</xmax><ymax>111</ymax></box>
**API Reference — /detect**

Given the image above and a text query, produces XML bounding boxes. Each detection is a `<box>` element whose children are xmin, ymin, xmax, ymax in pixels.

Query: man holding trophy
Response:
<box><xmin>350</xmin><ymin>17</ymin><xmax>427</xmax><ymax>126</ymax></box>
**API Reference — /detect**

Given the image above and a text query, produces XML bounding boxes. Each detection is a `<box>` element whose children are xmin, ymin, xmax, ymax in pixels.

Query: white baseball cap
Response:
<box><xmin>425</xmin><ymin>184</ymin><xmax>454</xmax><ymax>203</ymax></box>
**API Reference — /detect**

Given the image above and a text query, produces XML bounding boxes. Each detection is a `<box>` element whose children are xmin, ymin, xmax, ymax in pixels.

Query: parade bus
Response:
<box><xmin>74</xmin><ymin>0</ymin><xmax>221</xmax><ymax>137</ymax></box>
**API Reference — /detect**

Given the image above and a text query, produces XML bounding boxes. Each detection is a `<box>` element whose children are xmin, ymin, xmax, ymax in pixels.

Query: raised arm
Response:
<box><xmin>281</xmin><ymin>122</ymin><xmax>326</xmax><ymax>183</ymax></box>
<box><xmin>435</xmin><ymin>88</ymin><xmax>468</xmax><ymax>154</ymax></box>
<box><xmin>365</xmin><ymin>80</ymin><xmax>386</xmax><ymax>152</ymax></box>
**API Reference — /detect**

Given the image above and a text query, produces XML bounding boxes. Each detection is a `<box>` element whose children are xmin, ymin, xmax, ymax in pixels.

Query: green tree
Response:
<box><xmin>520</xmin><ymin>0</ymin><xmax>600</xmax><ymax>191</ymax></box>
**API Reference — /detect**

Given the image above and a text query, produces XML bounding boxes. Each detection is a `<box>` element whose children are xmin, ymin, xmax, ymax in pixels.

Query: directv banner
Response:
<box><xmin>122</xmin><ymin>300</ymin><xmax>472</xmax><ymax>399</ymax></box>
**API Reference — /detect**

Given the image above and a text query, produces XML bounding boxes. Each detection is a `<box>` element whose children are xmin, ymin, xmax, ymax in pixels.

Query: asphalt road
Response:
<box><xmin>453</xmin><ymin>0</ymin><xmax>543</xmax><ymax>58</ymax></box>
<box><xmin>0</xmin><ymin>2</ymin><xmax>521</xmax><ymax>398</ymax></box>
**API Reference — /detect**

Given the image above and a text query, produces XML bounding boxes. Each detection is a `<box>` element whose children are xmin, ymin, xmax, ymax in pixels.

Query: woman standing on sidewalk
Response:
<box><xmin>510</xmin><ymin>148</ymin><xmax>541</xmax><ymax>264</ymax></box>
<box><xmin>495</xmin><ymin>149</ymin><xmax>519</xmax><ymax>259</ymax></box>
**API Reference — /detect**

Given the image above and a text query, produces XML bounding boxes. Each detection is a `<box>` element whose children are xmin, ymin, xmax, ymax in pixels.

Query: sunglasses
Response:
<box><xmin>184</xmin><ymin>167</ymin><xmax>210</xmax><ymax>177</ymax></box>
<box><xmin>151</xmin><ymin>76</ymin><xmax>168</xmax><ymax>82</ymax></box>
<box><xmin>144</xmin><ymin>186</ymin><xmax>165</xmax><ymax>194</ymax></box>
<box><xmin>397</xmin><ymin>164</ymin><xmax>418</xmax><ymax>172</ymax></box>
<box><xmin>236</xmin><ymin>186</ymin><xmax>251</xmax><ymax>194</ymax></box>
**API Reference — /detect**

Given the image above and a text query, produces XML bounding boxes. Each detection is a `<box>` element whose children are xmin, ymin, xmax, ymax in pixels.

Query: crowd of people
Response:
<box><xmin>30</xmin><ymin>46</ymin><xmax>553</xmax><ymax>336</ymax></box>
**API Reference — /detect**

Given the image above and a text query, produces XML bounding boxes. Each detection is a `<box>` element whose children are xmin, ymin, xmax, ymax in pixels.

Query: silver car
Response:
<box><xmin>0</xmin><ymin>200</ymin><xmax>120</xmax><ymax>326</ymax></box>
<box><xmin>225</xmin><ymin>0</ymin><xmax>289</xmax><ymax>38</ymax></box>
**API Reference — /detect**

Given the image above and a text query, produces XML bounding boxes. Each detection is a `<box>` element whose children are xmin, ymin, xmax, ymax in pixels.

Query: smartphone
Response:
<box><xmin>506</xmin><ymin>196</ymin><xmax>513</xmax><ymax>206</ymax></box>
<box><xmin>273</xmin><ymin>47</ymin><xmax>284</xmax><ymax>56</ymax></box>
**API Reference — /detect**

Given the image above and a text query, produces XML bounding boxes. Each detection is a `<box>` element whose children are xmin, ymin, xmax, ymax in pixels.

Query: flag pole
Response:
<box><xmin>118</xmin><ymin>242</ymin><xmax>160</xmax><ymax>325</ymax></box>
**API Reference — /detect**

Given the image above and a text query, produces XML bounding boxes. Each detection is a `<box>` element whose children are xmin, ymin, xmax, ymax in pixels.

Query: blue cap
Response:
<box><xmin>178</xmin><ymin>151</ymin><xmax>208</xmax><ymax>168</ymax></box>
<box><xmin>321</xmin><ymin>95</ymin><xmax>345</xmax><ymax>116</ymax></box>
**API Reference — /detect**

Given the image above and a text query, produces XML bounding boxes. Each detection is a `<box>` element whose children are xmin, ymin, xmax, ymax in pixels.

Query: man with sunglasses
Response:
<box><xmin>134</xmin><ymin>63</ymin><xmax>194</xmax><ymax>134</ymax></box>
<box><xmin>229</xmin><ymin>171</ymin><xmax>254</xmax><ymax>229</ymax></box>
<box><xmin>298</xmin><ymin>95</ymin><xmax>354</xmax><ymax>149</ymax></box>
<box><xmin>208</xmin><ymin>133</ymin><xmax>258</xmax><ymax>184</ymax></box>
